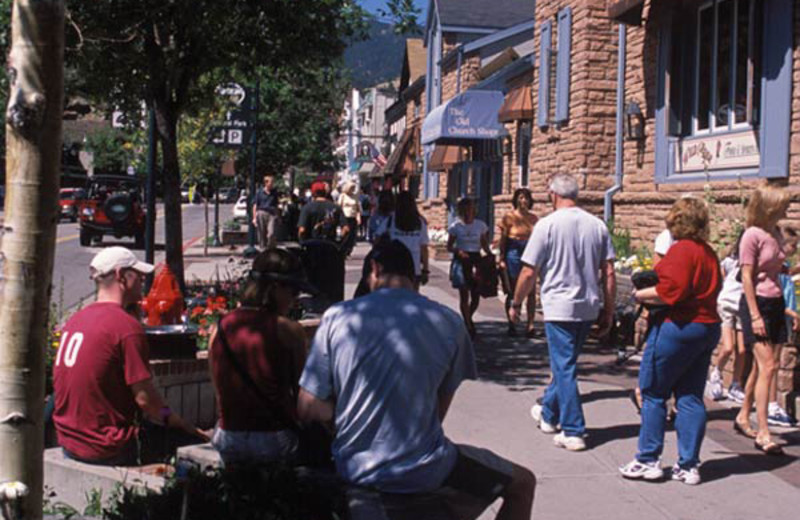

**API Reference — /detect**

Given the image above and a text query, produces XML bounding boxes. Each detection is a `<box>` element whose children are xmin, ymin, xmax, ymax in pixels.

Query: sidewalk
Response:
<box><xmin>185</xmin><ymin>240</ymin><xmax>800</xmax><ymax>520</ymax></box>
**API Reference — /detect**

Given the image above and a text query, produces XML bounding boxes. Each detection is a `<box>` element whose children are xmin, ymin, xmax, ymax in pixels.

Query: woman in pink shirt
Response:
<box><xmin>735</xmin><ymin>183</ymin><xmax>790</xmax><ymax>455</ymax></box>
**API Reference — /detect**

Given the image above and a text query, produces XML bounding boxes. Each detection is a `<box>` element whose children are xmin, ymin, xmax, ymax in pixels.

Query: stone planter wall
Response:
<box><xmin>429</xmin><ymin>243</ymin><xmax>450</xmax><ymax>262</ymax></box>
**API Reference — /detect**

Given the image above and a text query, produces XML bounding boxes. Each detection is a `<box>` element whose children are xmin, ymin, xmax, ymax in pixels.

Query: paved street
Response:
<box><xmin>48</xmin><ymin>202</ymin><xmax>231</xmax><ymax>312</ymax></box>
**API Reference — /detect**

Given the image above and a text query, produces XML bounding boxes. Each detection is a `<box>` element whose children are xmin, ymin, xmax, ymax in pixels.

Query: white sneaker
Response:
<box><xmin>727</xmin><ymin>384</ymin><xmax>745</xmax><ymax>404</ymax></box>
<box><xmin>553</xmin><ymin>432</ymin><xmax>586</xmax><ymax>451</ymax></box>
<box><xmin>619</xmin><ymin>459</ymin><xmax>663</xmax><ymax>480</ymax></box>
<box><xmin>671</xmin><ymin>464</ymin><xmax>701</xmax><ymax>485</ymax></box>
<box><xmin>704</xmin><ymin>379</ymin><xmax>725</xmax><ymax>401</ymax></box>
<box><xmin>530</xmin><ymin>404</ymin><xmax>558</xmax><ymax>434</ymax></box>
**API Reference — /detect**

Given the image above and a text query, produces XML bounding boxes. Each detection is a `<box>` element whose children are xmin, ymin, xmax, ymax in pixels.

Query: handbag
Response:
<box><xmin>475</xmin><ymin>254</ymin><xmax>499</xmax><ymax>298</ymax></box>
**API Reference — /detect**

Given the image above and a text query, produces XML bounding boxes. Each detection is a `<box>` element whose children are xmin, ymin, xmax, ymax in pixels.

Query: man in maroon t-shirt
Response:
<box><xmin>53</xmin><ymin>247</ymin><xmax>207</xmax><ymax>465</ymax></box>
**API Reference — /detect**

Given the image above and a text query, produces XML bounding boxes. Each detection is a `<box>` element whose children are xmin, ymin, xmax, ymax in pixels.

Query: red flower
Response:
<box><xmin>191</xmin><ymin>306</ymin><xmax>205</xmax><ymax>318</ymax></box>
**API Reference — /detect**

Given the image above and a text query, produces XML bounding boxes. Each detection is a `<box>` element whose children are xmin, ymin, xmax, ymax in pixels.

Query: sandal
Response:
<box><xmin>733</xmin><ymin>419</ymin><xmax>757</xmax><ymax>439</ymax></box>
<box><xmin>754</xmin><ymin>438</ymin><xmax>784</xmax><ymax>455</ymax></box>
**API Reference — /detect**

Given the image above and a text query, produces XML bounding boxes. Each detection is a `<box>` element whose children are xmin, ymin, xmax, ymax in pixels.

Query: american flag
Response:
<box><xmin>363</xmin><ymin>141</ymin><xmax>387</xmax><ymax>168</ymax></box>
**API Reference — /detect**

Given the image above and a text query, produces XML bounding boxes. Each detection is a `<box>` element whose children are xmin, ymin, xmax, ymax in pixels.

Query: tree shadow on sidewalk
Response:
<box><xmin>700</xmin><ymin>453</ymin><xmax>798</xmax><ymax>483</ymax></box>
<box><xmin>473</xmin><ymin>321</ymin><xmax>550</xmax><ymax>388</ymax></box>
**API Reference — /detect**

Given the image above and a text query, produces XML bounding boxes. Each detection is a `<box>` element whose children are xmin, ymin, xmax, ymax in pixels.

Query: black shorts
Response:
<box><xmin>345</xmin><ymin>444</ymin><xmax>515</xmax><ymax>520</ymax></box>
<box><xmin>739</xmin><ymin>295</ymin><xmax>787</xmax><ymax>346</ymax></box>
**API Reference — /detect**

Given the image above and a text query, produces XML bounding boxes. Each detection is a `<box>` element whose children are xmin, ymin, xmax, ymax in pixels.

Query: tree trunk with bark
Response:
<box><xmin>0</xmin><ymin>1</ymin><xmax>64</xmax><ymax>519</ymax></box>
<box><xmin>153</xmin><ymin>99</ymin><xmax>185</xmax><ymax>292</ymax></box>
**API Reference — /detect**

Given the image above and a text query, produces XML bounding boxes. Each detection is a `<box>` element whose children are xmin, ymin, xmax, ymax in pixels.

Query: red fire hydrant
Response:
<box><xmin>140</xmin><ymin>266</ymin><xmax>185</xmax><ymax>326</ymax></box>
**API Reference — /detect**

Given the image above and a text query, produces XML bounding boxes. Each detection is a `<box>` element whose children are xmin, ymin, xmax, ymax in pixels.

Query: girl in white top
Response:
<box><xmin>447</xmin><ymin>197</ymin><xmax>491</xmax><ymax>338</ymax></box>
<box><xmin>375</xmin><ymin>192</ymin><xmax>430</xmax><ymax>288</ymax></box>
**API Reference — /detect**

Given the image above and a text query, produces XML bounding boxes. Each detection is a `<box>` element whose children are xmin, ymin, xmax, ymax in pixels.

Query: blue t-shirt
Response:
<box><xmin>299</xmin><ymin>288</ymin><xmax>477</xmax><ymax>493</ymax></box>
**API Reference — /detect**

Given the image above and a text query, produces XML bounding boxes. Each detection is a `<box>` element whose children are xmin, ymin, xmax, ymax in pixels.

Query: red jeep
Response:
<box><xmin>79</xmin><ymin>175</ymin><xmax>146</xmax><ymax>248</ymax></box>
<box><xmin>58</xmin><ymin>187</ymin><xmax>85</xmax><ymax>222</ymax></box>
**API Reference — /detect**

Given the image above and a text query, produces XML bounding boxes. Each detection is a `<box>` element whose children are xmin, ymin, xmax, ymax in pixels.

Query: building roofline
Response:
<box><xmin>440</xmin><ymin>18</ymin><xmax>535</xmax><ymax>68</ymax></box>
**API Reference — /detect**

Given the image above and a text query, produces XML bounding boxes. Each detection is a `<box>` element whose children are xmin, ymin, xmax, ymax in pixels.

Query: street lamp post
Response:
<box><xmin>243</xmin><ymin>80</ymin><xmax>260</xmax><ymax>258</ymax></box>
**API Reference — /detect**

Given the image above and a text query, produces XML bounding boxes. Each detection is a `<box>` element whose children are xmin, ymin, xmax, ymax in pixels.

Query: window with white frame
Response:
<box><xmin>691</xmin><ymin>0</ymin><xmax>761</xmax><ymax>135</ymax></box>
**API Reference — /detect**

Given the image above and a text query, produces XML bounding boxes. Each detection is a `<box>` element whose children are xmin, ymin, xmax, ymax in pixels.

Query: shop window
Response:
<box><xmin>655</xmin><ymin>0</ymin><xmax>791</xmax><ymax>183</ymax></box>
<box><xmin>690</xmin><ymin>0</ymin><xmax>761</xmax><ymax>135</ymax></box>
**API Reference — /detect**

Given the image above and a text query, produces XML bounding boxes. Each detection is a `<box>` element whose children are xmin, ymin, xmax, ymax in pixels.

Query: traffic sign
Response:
<box><xmin>215</xmin><ymin>83</ymin><xmax>247</xmax><ymax>107</ymax></box>
<box><xmin>208</xmin><ymin>126</ymin><xmax>251</xmax><ymax>148</ymax></box>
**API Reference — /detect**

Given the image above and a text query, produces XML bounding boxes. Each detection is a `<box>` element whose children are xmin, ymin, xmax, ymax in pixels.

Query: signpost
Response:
<box><xmin>208</xmin><ymin>82</ymin><xmax>259</xmax><ymax>257</ymax></box>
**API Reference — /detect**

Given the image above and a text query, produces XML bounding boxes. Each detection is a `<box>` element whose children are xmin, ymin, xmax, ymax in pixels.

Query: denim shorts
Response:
<box><xmin>211</xmin><ymin>427</ymin><xmax>298</xmax><ymax>466</ymax></box>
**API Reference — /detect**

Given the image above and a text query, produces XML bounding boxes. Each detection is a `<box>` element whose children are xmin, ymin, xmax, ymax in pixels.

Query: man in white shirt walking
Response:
<box><xmin>510</xmin><ymin>173</ymin><xmax>616</xmax><ymax>451</ymax></box>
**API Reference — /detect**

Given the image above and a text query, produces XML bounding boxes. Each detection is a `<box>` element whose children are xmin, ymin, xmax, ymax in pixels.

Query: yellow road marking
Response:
<box><xmin>57</xmin><ymin>233</ymin><xmax>79</xmax><ymax>244</ymax></box>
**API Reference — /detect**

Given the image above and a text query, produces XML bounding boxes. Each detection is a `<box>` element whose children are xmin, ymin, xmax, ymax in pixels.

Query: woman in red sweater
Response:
<box><xmin>620</xmin><ymin>198</ymin><xmax>722</xmax><ymax>486</ymax></box>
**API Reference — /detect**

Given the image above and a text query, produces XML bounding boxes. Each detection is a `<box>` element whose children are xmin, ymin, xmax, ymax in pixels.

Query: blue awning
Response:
<box><xmin>421</xmin><ymin>90</ymin><xmax>508</xmax><ymax>145</ymax></box>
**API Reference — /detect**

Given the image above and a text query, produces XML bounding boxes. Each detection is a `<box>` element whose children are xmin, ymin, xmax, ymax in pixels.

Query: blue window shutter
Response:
<box><xmin>654</xmin><ymin>21</ymin><xmax>672</xmax><ymax>184</ymax></box>
<box><xmin>555</xmin><ymin>8</ymin><xmax>572</xmax><ymax>124</ymax></box>
<box><xmin>758</xmin><ymin>0</ymin><xmax>793</xmax><ymax>179</ymax></box>
<box><xmin>537</xmin><ymin>20</ymin><xmax>553</xmax><ymax>129</ymax></box>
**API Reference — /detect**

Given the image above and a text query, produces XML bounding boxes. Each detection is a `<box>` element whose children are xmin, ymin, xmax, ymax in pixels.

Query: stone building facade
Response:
<box><xmin>529</xmin><ymin>0</ymin><xmax>799</xmax><ymax>415</ymax></box>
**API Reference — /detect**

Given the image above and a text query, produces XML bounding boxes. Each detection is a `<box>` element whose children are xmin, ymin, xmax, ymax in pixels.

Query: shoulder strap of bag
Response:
<box><xmin>216</xmin><ymin>319</ymin><xmax>300</xmax><ymax>433</ymax></box>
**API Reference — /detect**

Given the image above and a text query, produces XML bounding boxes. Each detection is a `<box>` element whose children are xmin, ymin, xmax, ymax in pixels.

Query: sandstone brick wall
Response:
<box><xmin>527</xmin><ymin>0</ymin><xmax>618</xmax><ymax>200</ymax></box>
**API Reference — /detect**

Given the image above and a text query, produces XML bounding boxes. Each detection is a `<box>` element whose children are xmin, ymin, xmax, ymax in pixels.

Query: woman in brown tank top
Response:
<box><xmin>208</xmin><ymin>249</ymin><xmax>311</xmax><ymax>467</ymax></box>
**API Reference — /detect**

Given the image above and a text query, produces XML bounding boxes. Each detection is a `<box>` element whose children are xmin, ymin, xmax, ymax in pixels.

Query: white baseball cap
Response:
<box><xmin>90</xmin><ymin>246</ymin><xmax>154</xmax><ymax>279</ymax></box>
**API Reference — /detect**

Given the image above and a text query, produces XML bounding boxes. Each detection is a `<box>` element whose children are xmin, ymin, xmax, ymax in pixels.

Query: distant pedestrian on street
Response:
<box><xmin>298</xmin><ymin>239</ymin><xmax>535</xmax><ymax>519</ymax></box>
<box><xmin>511</xmin><ymin>173</ymin><xmax>616</xmax><ymax>452</ymax></box>
<box><xmin>735</xmin><ymin>183</ymin><xmax>791</xmax><ymax>455</ymax></box>
<box><xmin>53</xmin><ymin>247</ymin><xmax>207</xmax><ymax>465</ymax></box>
<box><xmin>298</xmin><ymin>181</ymin><xmax>349</xmax><ymax>243</ymax></box>
<box><xmin>448</xmin><ymin>197</ymin><xmax>492</xmax><ymax>338</ymax></box>
<box><xmin>252</xmin><ymin>174</ymin><xmax>281</xmax><ymax>250</ymax></box>
<box><xmin>368</xmin><ymin>190</ymin><xmax>395</xmax><ymax>243</ymax></box>
<box><xmin>374</xmin><ymin>191</ymin><xmax>430</xmax><ymax>289</ymax></box>
<box><xmin>620</xmin><ymin>197</ymin><xmax>722</xmax><ymax>485</ymax></box>
<box><xmin>359</xmin><ymin>188</ymin><xmax>371</xmax><ymax>239</ymax></box>
<box><xmin>498</xmin><ymin>188</ymin><xmax>538</xmax><ymax>337</ymax></box>
<box><xmin>209</xmin><ymin>249</ymin><xmax>316</xmax><ymax>467</ymax></box>
<box><xmin>337</xmin><ymin>181</ymin><xmax>361</xmax><ymax>256</ymax></box>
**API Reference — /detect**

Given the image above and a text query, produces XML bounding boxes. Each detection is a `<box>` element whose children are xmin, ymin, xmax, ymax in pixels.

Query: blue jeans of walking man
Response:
<box><xmin>541</xmin><ymin>321</ymin><xmax>594</xmax><ymax>437</ymax></box>
<box><xmin>636</xmin><ymin>321</ymin><xmax>720</xmax><ymax>469</ymax></box>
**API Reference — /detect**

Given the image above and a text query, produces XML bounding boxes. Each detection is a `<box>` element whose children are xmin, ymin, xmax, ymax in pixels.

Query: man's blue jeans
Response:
<box><xmin>636</xmin><ymin>321</ymin><xmax>720</xmax><ymax>469</ymax></box>
<box><xmin>542</xmin><ymin>321</ymin><xmax>593</xmax><ymax>437</ymax></box>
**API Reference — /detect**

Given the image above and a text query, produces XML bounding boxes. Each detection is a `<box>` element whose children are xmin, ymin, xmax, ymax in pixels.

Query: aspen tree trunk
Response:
<box><xmin>0</xmin><ymin>1</ymin><xmax>64</xmax><ymax>519</ymax></box>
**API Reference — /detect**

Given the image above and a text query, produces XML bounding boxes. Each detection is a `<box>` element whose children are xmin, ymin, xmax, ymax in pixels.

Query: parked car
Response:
<box><xmin>233</xmin><ymin>195</ymin><xmax>249</xmax><ymax>221</ymax></box>
<box><xmin>79</xmin><ymin>175</ymin><xmax>146</xmax><ymax>248</ymax></box>
<box><xmin>58</xmin><ymin>187</ymin><xmax>85</xmax><ymax>222</ymax></box>
<box><xmin>220</xmin><ymin>186</ymin><xmax>240</xmax><ymax>203</ymax></box>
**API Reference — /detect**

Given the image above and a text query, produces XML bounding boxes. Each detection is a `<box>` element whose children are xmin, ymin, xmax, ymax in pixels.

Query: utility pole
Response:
<box><xmin>0</xmin><ymin>2</ymin><xmax>65</xmax><ymax>519</ymax></box>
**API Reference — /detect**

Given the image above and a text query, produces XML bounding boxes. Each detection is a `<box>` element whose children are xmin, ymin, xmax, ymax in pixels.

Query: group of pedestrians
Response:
<box><xmin>50</xmin><ymin>170</ymin><xmax>799</xmax><ymax>519</ymax></box>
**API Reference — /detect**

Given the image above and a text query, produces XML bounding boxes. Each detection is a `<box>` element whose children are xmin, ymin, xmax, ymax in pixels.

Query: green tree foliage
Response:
<box><xmin>64</xmin><ymin>0</ymin><xmax>372</xmax><ymax>286</ymax></box>
<box><xmin>83</xmin><ymin>127</ymin><xmax>143</xmax><ymax>175</ymax></box>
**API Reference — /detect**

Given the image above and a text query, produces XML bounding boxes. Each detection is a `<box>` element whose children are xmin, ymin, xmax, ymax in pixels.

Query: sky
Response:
<box><xmin>358</xmin><ymin>0</ymin><xmax>428</xmax><ymax>19</ymax></box>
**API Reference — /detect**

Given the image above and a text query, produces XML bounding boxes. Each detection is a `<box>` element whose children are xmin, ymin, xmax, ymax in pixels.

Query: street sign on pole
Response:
<box><xmin>208</xmin><ymin>126</ymin><xmax>251</xmax><ymax>148</ymax></box>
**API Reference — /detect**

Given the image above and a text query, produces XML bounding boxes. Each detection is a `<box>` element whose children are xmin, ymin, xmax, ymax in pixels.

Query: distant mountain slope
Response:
<box><xmin>344</xmin><ymin>20</ymin><xmax>410</xmax><ymax>88</ymax></box>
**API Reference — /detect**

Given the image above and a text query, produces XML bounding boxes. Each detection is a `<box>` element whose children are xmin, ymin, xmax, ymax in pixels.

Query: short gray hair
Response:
<box><xmin>549</xmin><ymin>173</ymin><xmax>579</xmax><ymax>200</ymax></box>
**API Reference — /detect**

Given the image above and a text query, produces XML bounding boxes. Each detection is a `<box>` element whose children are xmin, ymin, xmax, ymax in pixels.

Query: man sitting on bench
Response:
<box><xmin>53</xmin><ymin>247</ymin><xmax>207</xmax><ymax>466</ymax></box>
<box><xmin>298</xmin><ymin>240</ymin><xmax>535</xmax><ymax>520</ymax></box>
